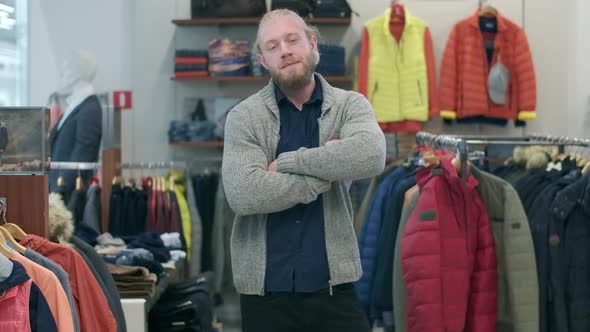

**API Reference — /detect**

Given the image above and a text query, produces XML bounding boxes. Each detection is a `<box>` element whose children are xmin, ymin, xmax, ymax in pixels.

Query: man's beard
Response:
<box><xmin>271</xmin><ymin>53</ymin><xmax>316</xmax><ymax>91</ymax></box>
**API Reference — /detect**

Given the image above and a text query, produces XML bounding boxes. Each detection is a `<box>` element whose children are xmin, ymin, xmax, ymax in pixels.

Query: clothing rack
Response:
<box><xmin>119</xmin><ymin>161</ymin><xmax>187</xmax><ymax>170</ymax></box>
<box><xmin>49</xmin><ymin>161</ymin><xmax>102</xmax><ymax>171</ymax></box>
<box><xmin>415</xmin><ymin>131</ymin><xmax>469</xmax><ymax>181</ymax></box>
<box><xmin>452</xmin><ymin>133</ymin><xmax>590</xmax><ymax>154</ymax></box>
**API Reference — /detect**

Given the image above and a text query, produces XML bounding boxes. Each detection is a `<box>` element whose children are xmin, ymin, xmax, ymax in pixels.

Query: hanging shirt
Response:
<box><xmin>0</xmin><ymin>251</ymin><xmax>13</xmax><ymax>281</ymax></box>
<box><xmin>20</xmin><ymin>234</ymin><xmax>117</xmax><ymax>332</ymax></box>
<box><xmin>24</xmin><ymin>248</ymin><xmax>80</xmax><ymax>332</ymax></box>
<box><xmin>0</xmin><ymin>260</ymin><xmax>57</xmax><ymax>332</ymax></box>
<box><xmin>265</xmin><ymin>75</ymin><xmax>331</xmax><ymax>293</ymax></box>
<box><xmin>10</xmin><ymin>251</ymin><xmax>75</xmax><ymax>332</ymax></box>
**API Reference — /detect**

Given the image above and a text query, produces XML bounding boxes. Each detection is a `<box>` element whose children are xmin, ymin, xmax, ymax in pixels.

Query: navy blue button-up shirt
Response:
<box><xmin>265</xmin><ymin>76</ymin><xmax>331</xmax><ymax>293</ymax></box>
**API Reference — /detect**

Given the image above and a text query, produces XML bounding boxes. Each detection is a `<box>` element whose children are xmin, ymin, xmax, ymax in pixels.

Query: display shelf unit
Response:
<box><xmin>171</xmin><ymin>75</ymin><xmax>353</xmax><ymax>83</ymax></box>
<box><xmin>172</xmin><ymin>17</ymin><xmax>352</xmax><ymax>26</ymax></box>
<box><xmin>171</xmin><ymin>15</ymin><xmax>352</xmax><ymax>152</ymax></box>
<box><xmin>169</xmin><ymin>141</ymin><xmax>224</xmax><ymax>148</ymax></box>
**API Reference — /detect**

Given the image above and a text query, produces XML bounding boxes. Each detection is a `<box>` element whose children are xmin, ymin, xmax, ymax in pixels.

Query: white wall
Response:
<box><xmin>524</xmin><ymin>0</ymin><xmax>570</xmax><ymax>136</ymax></box>
<box><xmin>29</xmin><ymin>0</ymin><xmax>586</xmax><ymax>163</ymax></box>
<box><xmin>29</xmin><ymin>0</ymin><xmax>132</xmax><ymax>106</ymax></box>
<box><xmin>568</xmin><ymin>0</ymin><xmax>590</xmax><ymax>138</ymax></box>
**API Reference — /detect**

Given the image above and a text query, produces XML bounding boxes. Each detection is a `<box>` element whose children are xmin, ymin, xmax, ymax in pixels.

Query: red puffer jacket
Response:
<box><xmin>439</xmin><ymin>10</ymin><xmax>536</xmax><ymax>122</ymax></box>
<box><xmin>401</xmin><ymin>158</ymin><xmax>497</xmax><ymax>332</ymax></box>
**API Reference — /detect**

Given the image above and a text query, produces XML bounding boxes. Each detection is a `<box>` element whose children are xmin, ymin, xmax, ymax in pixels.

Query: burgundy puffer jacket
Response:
<box><xmin>401</xmin><ymin>158</ymin><xmax>497</xmax><ymax>332</ymax></box>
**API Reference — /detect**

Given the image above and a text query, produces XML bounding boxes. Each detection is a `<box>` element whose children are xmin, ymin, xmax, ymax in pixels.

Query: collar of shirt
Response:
<box><xmin>57</xmin><ymin>83</ymin><xmax>95</xmax><ymax>130</ymax></box>
<box><xmin>274</xmin><ymin>74</ymin><xmax>323</xmax><ymax>107</ymax></box>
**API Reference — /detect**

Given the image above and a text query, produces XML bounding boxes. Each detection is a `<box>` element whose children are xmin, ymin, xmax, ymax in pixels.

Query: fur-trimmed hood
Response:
<box><xmin>512</xmin><ymin>146</ymin><xmax>553</xmax><ymax>170</ymax></box>
<box><xmin>48</xmin><ymin>193</ymin><xmax>74</xmax><ymax>244</ymax></box>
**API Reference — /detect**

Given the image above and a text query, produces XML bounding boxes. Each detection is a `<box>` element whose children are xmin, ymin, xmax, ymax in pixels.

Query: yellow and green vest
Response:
<box><xmin>366</xmin><ymin>9</ymin><xmax>429</xmax><ymax>123</ymax></box>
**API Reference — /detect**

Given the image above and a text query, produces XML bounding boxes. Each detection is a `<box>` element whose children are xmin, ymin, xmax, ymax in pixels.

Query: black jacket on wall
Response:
<box><xmin>48</xmin><ymin>95</ymin><xmax>102</xmax><ymax>193</ymax></box>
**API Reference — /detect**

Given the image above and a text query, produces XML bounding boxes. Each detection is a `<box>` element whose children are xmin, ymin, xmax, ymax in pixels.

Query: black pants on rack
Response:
<box><xmin>240</xmin><ymin>283</ymin><xmax>370</xmax><ymax>332</ymax></box>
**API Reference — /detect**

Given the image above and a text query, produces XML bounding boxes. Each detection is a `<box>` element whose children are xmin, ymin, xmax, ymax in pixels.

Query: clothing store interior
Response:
<box><xmin>0</xmin><ymin>0</ymin><xmax>586</xmax><ymax>331</ymax></box>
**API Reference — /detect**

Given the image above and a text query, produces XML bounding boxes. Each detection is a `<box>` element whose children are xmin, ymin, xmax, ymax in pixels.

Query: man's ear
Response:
<box><xmin>310</xmin><ymin>34</ymin><xmax>318</xmax><ymax>52</ymax></box>
<box><xmin>256</xmin><ymin>53</ymin><xmax>269</xmax><ymax>70</ymax></box>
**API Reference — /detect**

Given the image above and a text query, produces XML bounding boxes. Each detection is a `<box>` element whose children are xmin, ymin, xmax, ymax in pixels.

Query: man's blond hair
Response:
<box><xmin>255</xmin><ymin>9</ymin><xmax>321</xmax><ymax>64</ymax></box>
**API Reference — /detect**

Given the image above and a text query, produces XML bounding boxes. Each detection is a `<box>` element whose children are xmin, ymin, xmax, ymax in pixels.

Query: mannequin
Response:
<box><xmin>49</xmin><ymin>50</ymin><xmax>102</xmax><ymax>194</ymax></box>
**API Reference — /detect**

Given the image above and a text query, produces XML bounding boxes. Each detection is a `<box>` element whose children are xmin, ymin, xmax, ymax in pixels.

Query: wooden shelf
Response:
<box><xmin>173</xmin><ymin>17</ymin><xmax>351</xmax><ymax>26</ymax></box>
<box><xmin>169</xmin><ymin>141</ymin><xmax>224</xmax><ymax>148</ymax></box>
<box><xmin>171</xmin><ymin>75</ymin><xmax>353</xmax><ymax>83</ymax></box>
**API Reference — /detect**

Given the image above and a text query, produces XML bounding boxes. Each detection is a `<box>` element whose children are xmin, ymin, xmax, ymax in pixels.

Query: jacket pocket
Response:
<box><xmin>417</xmin><ymin>80</ymin><xmax>424</xmax><ymax>106</ymax></box>
<box><xmin>370</xmin><ymin>81</ymin><xmax>379</xmax><ymax>105</ymax></box>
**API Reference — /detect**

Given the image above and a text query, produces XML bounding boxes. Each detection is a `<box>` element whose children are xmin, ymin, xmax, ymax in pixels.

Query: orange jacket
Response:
<box><xmin>11</xmin><ymin>251</ymin><xmax>75</xmax><ymax>332</ymax></box>
<box><xmin>439</xmin><ymin>11</ymin><xmax>536</xmax><ymax>121</ymax></box>
<box><xmin>21</xmin><ymin>234</ymin><xmax>117</xmax><ymax>332</ymax></box>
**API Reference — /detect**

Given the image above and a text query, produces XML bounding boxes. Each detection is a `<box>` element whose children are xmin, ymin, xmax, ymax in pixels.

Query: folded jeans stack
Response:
<box><xmin>103</xmin><ymin>250</ymin><xmax>165</xmax><ymax>278</ymax></box>
<box><xmin>208</xmin><ymin>39</ymin><xmax>251</xmax><ymax>77</ymax></box>
<box><xmin>107</xmin><ymin>264</ymin><xmax>157</xmax><ymax>299</ymax></box>
<box><xmin>175</xmin><ymin>49</ymin><xmax>209</xmax><ymax>77</ymax></box>
<box><xmin>316</xmin><ymin>44</ymin><xmax>346</xmax><ymax>76</ymax></box>
<box><xmin>169</xmin><ymin>120</ymin><xmax>216</xmax><ymax>142</ymax></box>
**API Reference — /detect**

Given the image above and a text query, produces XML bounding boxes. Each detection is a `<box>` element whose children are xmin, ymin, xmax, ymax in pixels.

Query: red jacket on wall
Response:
<box><xmin>401</xmin><ymin>158</ymin><xmax>497</xmax><ymax>332</ymax></box>
<box><xmin>439</xmin><ymin>10</ymin><xmax>536</xmax><ymax>122</ymax></box>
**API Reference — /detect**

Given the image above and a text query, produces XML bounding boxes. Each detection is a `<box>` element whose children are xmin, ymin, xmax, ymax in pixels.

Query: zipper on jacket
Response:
<box><xmin>329</xmin><ymin>280</ymin><xmax>333</xmax><ymax>296</ymax></box>
<box><xmin>417</xmin><ymin>80</ymin><xmax>424</xmax><ymax>106</ymax></box>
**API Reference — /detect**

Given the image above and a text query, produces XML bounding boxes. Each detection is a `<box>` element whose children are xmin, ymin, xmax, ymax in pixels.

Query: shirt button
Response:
<box><xmin>295</xmin><ymin>220</ymin><xmax>301</xmax><ymax>224</ymax></box>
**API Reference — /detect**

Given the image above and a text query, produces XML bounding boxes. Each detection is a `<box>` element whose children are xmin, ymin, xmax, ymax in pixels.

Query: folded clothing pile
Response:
<box><xmin>169</xmin><ymin>120</ymin><xmax>216</xmax><ymax>142</ymax></box>
<box><xmin>161</xmin><ymin>232</ymin><xmax>183</xmax><ymax>249</ymax></box>
<box><xmin>316</xmin><ymin>44</ymin><xmax>346</xmax><ymax>76</ymax></box>
<box><xmin>95</xmin><ymin>232</ymin><xmax>127</xmax><ymax>256</ymax></box>
<box><xmin>128</xmin><ymin>232</ymin><xmax>172</xmax><ymax>263</ymax></box>
<box><xmin>175</xmin><ymin>49</ymin><xmax>209</xmax><ymax>77</ymax></box>
<box><xmin>149</xmin><ymin>273</ymin><xmax>214</xmax><ymax>332</ymax></box>
<box><xmin>208</xmin><ymin>39</ymin><xmax>251</xmax><ymax>77</ymax></box>
<box><xmin>108</xmin><ymin>264</ymin><xmax>157</xmax><ymax>299</ymax></box>
<box><xmin>103</xmin><ymin>250</ymin><xmax>165</xmax><ymax>278</ymax></box>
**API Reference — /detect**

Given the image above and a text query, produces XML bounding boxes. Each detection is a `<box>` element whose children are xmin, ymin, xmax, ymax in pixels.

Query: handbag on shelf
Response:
<box><xmin>191</xmin><ymin>0</ymin><xmax>267</xmax><ymax>18</ymax></box>
<box><xmin>271</xmin><ymin>0</ymin><xmax>315</xmax><ymax>17</ymax></box>
<box><xmin>312</xmin><ymin>0</ymin><xmax>352</xmax><ymax>18</ymax></box>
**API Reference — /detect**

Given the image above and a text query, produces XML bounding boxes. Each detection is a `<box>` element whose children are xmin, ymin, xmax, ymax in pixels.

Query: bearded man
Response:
<box><xmin>221</xmin><ymin>9</ymin><xmax>386</xmax><ymax>332</ymax></box>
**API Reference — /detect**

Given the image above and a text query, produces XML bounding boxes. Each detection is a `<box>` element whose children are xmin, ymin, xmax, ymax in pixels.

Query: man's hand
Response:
<box><xmin>325</xmin><ymin>139</ymin><xmax>341</xmax><ymax>146</ymax></box>
<box><xmin>268</xmin><ymin>160</ymin><xmax>278</xmax><ymax>172</ymax></box>
<box><xmin>269</xmin><ymin>140</ymin><xmax>339</xmax><ymax>172</ymax></box>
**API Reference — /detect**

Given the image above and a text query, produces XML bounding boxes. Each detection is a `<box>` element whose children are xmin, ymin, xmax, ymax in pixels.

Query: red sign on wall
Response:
<box><xmin>113</xmin><ymin>91</ymin><xmax>133</xmax><ymax>110</ymax></box>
